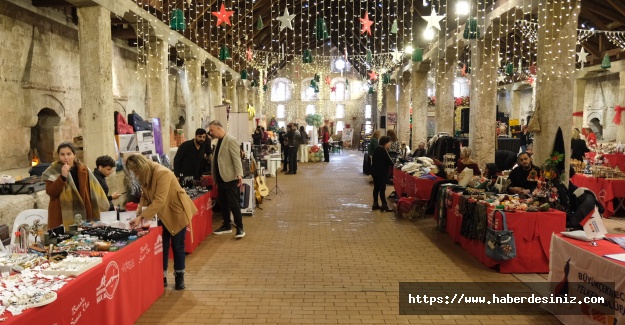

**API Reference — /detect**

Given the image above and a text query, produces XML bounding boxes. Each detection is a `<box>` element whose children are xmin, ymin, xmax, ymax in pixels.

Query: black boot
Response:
<box><xmin>372</xmin><ymin>203</ymin><xmax>381</xmax><ymax>210</ymax></box>
<box><xmin>381</xmin><ymin>205</ymin><xmax>394</xmax><ymax>212</ymax></box>
<box><xmin>175</xmin><ymin>271</ymin><xmax>185</xmax><ymax>290</ymax></box>
<box><xmin>164</xmin><ymin>276</ymin><xmax>168</xmax><ymax>288</ymax></box>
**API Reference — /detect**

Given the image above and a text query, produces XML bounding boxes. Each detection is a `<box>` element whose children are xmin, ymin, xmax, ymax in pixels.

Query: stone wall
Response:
<box><xmin>583</xmin><ymin>74</ymin><xmax>619</xmax><ymax>141</ymax></box>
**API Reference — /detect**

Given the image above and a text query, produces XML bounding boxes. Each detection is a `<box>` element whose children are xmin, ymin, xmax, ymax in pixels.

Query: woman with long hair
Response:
<box><xmin>126</xmin><ymin>154</ymin><xmax>197</xmax><ymax>290</ymax></box>
<box><xmin>322</xmin><ymin>125</ymin><xmax>331</xmax><ymax>162</ymax></box>
<box><xmin>456</xmin><ymin>147</ymin><xmax>482</xmax><ymax>176</ymax></box>
<box><xmin>386</xmin><ymin>130</ymin><xmax>400</xmax><ymax>158</ymax></box>
<box><xmin>43</xmin><ymin>142</ymin><xmax>110</xmax><ymax>229</ymax></box>
<box><xmin>371</xmin><ymin>136</ymin><xmax>394</xmax><ymax>212</ymax></box>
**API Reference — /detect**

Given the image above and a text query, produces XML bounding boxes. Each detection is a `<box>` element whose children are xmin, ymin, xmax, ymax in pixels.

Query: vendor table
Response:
<box><xmin>393</xmin><ymin>169</ymin><xmax>443</xmax><ymax>201</ymax></box>
<box><xmin>570</xmin><ymin>174</ymin><xmax>625</xmax><ymax>218</ymax></box>
<box><xmin>183</xmin><ymin>191</ymin><xmax>213</xmax><ymax>254</ymax></box>
<box><xmin>6</xmin><ymin>228</ymin><xmax>164</xmax><ymax>324</ymax></box>
<box><xmin>548</xmin><ymin>234</ymin><xmax>625</xmax><ymax>325</ymax></box>
<box><xmin>444</xmin><ymin>190</ymin><xmax>566</xmax><ymax>273</ymax></box>
<box><xmin>586</xmin><ymin>152</ymin><xmax>625</xmax><ymax>171</ymax></box>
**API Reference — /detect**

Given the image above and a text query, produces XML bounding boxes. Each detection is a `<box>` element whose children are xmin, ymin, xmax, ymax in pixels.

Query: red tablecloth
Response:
<box><xmin>393</xmin><ymin>169</ymin><xmax>442</xmax><ymax>200</ymax></box>
<box><xmin>571</xmin><ymin>174</ymin><xmax>625</xmax><ymax>218</ymax></box>
<box><xmin>445</xmin><ymin>190</ymin><xmax>566</xmax><ymax>273</ymax></box>
<box><xmin>168</xmin><ymin>191</ymin><xmax>213</xmax><ymax>258</ymax></box>
<box><xmin>6</xmin><ymin>228</ymin><xmax>164</xmax><ymax>324</ymax></box>
<box><xmin>586</xmin><ymin>152</ymin><xmax>625</xmax><ymax>171</ymax></box>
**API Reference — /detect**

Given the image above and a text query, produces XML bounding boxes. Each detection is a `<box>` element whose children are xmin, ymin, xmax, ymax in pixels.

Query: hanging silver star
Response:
<box><xmin>391</xmin><ymin>49</ymin><xmax>403</xmax><ymax>63</ymax></box>
<box><xmin>576</xmin><ymin>47</ymin><xmax>589</xmax><ymax>69</ymax></box>
<box><xmin>276</xmin><ymin>7</ymin><xmax>296</xmax><ymax>31</ymax></box>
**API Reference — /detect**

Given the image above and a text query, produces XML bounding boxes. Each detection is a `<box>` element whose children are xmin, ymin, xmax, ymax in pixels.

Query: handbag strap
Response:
<box><xmin>489</xmin><ymin>209</ymin><xmax>508</xmax><ymax>231</ymax></box>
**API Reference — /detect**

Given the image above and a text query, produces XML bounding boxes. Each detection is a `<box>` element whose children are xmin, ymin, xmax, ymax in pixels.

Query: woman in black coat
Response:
<box><xmin>371</xmin><ymin>136</ymin><xmax>394</xmax><ymax>212</ymax></box>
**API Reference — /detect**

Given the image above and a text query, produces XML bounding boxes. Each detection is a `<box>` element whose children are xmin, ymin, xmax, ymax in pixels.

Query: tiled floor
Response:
<box><xmin>137</xmin><ymin>150</ymin><xmax>562</xmax><ymax>324</ymax></box>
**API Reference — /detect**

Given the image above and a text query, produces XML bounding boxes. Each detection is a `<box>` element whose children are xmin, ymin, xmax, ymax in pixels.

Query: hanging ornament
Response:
<box><xmin>219</xmin><ymin>45</ymin><xmax>231</xmax><ymax>61</ymax></box>
<box><xmin>601</xmin><ymin>53</ymin><xmax>611</xmax><ymax>69</ymax></box>
<box><xmin>529</xmin><ymin>62</ymin><xmax>537</xmax><ymax>75</ymax></box>
<box><xmin>390</xmin><ymin>20</ymin><xmax>398</xmax><ymax>34</ymax></box>
<box><xmin>497</xmin><ymin>73</ymin><xmax>506</xmax><ymax>83</ymax></box>
<box><xmin>276</xmin><ymin>7</ymin><xmax>296</xmax><ymax>31</ymax></box>
<box><xmin>256</xmin><ymin>16</ymin><xmax>264</xmax><ymax>30</ymax></box>
<box><xmin>505</xmin><ymin>62</ymin><xmax>514</xmax><ymax>76</ymax></box>
<box><xmin>310</xmin><ymin>79</ymin><xmax>317</xmax><ymax>87</ymax></box>
<box><xmin>246</xmin><ymin>47</ymin><xmax>253</xmax><ymax>61</ymax></box>
<box><xmin>463</xmin><ymin>17</ymin><xmax>480</xmax><ymax>39</ymax></box>
<box><xmin>325</xmin><ymin>76</ymin><xmax>331</xmax><ymax>85</ymax></box>
<box><xmin>263</xmin><ymin>84</ymin><xmax>268</xmax><ymax>92</ymax></box>
<box><xmin>211</xmin><ymin>4</ymin><xmax>235</xmax><ymax>27</ymax></box>
<box><xmin>360</xmin><ymin>11</ymin><xmax>374</xmax><ymax>36</ymax></box>
<box><xmin>315</xmin><ymin>18</ymin><xmax>330</xmax><ymax>40</ymax></box>
<box><xmin>169</xmin><ymin>9</ymin><xmax>186</xmax><ymax>31</ymax></box>
<box><xmin>412</xmin><ymin>48</ymin><xmax>423</xmax><ymax>62</ymax></box>
<box><xmin>366</xmin><ymin>49</ymin><xmax>373</xmax><ymax>64</ymax></box>
<box><xmin>391</xmin><ymin>49</ymin><xmax>403</xmax><ymax>63</ymax></box>
<box><xmin>382</xmin><ymin>73</ymin><xmax>391</xmax><ymax>85</ymax></box>
<box><xmin>330</xmin><ymin>86</ymin><xmax>337</xmax><ymax>93</ymax></box>
<box><xmin>240</xmin><ymin>69</ymin><xmax>248</xmax><ymax>80</ymax></box>
<box><xmin>314</xmin><ymin>73</ymin><xmax>321</xmax><ymax>83</ymax></box>
<box><xmin>302</xmin><ymin>49</ymin><xmax>313</xmax><ymax>63</ymax></box>
<box><xmin>518</xmin><ymin>59</ymin><xmax>523</xmax><ymax>74</ymax></box>
<box><xmin>422</xmin><ymin>8</ymin><xmax>445</xmax><ymax>31</ymax></box>
<box><xmin>368</xmin><ymin>86</ymin><xmax>375</xmax><ymax>94</ymax></box>
<box><xmin>368</xmin><ymin>70</ymin><xmax>378</xmax><ymax>81</ymax></box>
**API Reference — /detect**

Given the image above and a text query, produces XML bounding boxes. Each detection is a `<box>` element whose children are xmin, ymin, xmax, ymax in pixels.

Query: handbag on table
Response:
<box><xmin>485</xmin><ymin>209</ymin><xmax>517</xmax><ymax>261</ymax></box>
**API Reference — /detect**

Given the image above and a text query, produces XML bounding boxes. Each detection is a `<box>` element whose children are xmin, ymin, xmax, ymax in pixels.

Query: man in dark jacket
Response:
<box><xmin>94</xmin><ymin>155</ymin><xmax>121</xmax><ymax>211</ymax></box>
<box><xmin>286</xmin><ymin>124</ymin><xmax>301</xmax><ymax>174</ymax></box>
<box><xmin>507</xmin><ymin>152</ymin><xmax>541</xmax><ymax>195</ymax></box>
<box><xmin>174</xmin><ymin>128</ymin><xmax>210</xmax><ymax>180</ymax></box>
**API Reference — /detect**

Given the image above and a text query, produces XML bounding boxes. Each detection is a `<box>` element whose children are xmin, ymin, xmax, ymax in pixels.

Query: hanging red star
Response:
<box><xmin>211</xmin><ymin>4</ymin><xmax>234</xmax><ymax>27</ymax></box>
<box><xmin>246</xmin><ymin>47</ymin><xmax>253</xmax><ymax>61</ymax></box>
<box><xmin>325</xmin><ymin>76</ymin><xmax>331</xmax><ymax>85</ymax></box>
<box><xmin>360</xmin><ymin>11</ymin><xmax>374</xmax><ymax>36</ymax></box>
<box><xmin>527</xmin><ymin>77</ymin><xmax>535</xmax><ymax>86</ymax></box>
<box><xmin>331</xmin><ymin>86</ymin><xmax>337</xmax><ymax>92</ymax></box>
<box><xmin>368</xmin><ymin>70</ymin><xmax>378</xmax><ymax>81</ymax></box>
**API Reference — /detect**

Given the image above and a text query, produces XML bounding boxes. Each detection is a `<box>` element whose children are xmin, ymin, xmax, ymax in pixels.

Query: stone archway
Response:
<box><xmin>31</xmin><ymin>108</ymin><xmax>61</xmax><ymax>163</ymax></box>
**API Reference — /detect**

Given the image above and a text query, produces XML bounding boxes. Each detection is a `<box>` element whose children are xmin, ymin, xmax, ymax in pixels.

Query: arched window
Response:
<box><xmin>301</xmin><ymin>78</ymin><xmax>319</xmax><ymax>101</ymax></box>
<box><xmin>330</xmin><ymin>78</ymin><xmax>349</xmax><ymax>101</ymax></box>
<box><xmin>271</xmin><ymin>78</ymin><xmax>292</xmax><ymax>102</ymax></box>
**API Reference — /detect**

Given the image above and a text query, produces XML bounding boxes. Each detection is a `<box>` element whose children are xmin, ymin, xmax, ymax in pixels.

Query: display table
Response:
<box><xmin>548</xmin><ymin>234</ymin><xmax>625</xmax><ymax>324</ymax></box>
<box><xmin>444</xmin><ymin>190</ymin><xmax>566</xmax><ymax>273</ymax></box>
<box><xmin>183</xmin><ymin>191</ymin><xmax>213</xmax><ymax>254</ymax></box>
<box><xmin>586</xmin><ymin>152</ymin><xmax>625</xmax><ymax>171</ymax></box>
<box><xmin>570</xmin><ymin>174</ymin><xmax>625</xmax><ymax>218</ymax></box>
<box><xmin>6</xmin><ymin>229</ymin><xmax>164</xmax><ymax>324</ymax></box>
<box><xmin>393</xmin><ymin>169</ymin><xmax>443</xmax><ymax>201</ymax></box>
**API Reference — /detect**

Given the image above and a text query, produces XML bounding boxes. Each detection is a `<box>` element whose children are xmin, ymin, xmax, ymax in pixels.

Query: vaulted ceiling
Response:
<box><xmin>34</xmin><ymin>0</ymin><xmax>625</xmax><ymax>82</ymax></box>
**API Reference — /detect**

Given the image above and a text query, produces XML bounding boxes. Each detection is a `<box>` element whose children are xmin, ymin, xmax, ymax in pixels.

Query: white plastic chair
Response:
<box><xmin>10</xmin><ymin>209</ymin><xmax>48</xmax><ymax>245</ymax></box>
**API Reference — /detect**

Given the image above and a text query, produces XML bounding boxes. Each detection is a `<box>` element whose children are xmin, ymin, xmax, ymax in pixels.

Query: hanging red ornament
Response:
<box><xmin>246</xmin><ymin>47</ymin><xmax>253</xmax><ymax>61</ymax></box>
<box><xmin>529</xmin><ymin>63</ymin><xmax>537</xmax><ymax>75</ymax></box>
<box><xmin>360</xmin><ymin>11</ymin><xmax>374</xmax><ymax>36</ymax></box>
<box><xmin>212</xmin><ymin>4</ymin><xmax>234</xmax><ymax>27</ymax></box>
<box><xmin>368</xmin><ymin>70</ymin><xmax>378</xmax><ymax>81</ymax></box>
<box><xmin>331</xmin><ymin>86</ymin><xmax>337</xmax><ymax>93</ymax></box>
<box><xmin>325</xmin><ymin>76</ymin><xmax>331</xmax><ymax>85</ymax></box>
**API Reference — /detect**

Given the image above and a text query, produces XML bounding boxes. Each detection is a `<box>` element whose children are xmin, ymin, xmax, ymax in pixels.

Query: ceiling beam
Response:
<box><xmin>582</xmin><ymin>42</ymin><xmax>601</xmax><ymax>59</ymax></box>
<box><xmin>606</xmin><ymin>0</ymin><xmax>625</xmax><ymax>18</ymax></box>
<box><xmin>580</xmin><ymin>8</ymin><xmax>609</xmax><ymax>31</ymax></box>
<box><xmin>587</xmin><ymin>5</ymin><xmax>625</xmax><ymax>24</ymax></box>
<box><xmin>32</xmin><ymin>0</ymin><xmax>74</xmax><ymax>7</ymax></box>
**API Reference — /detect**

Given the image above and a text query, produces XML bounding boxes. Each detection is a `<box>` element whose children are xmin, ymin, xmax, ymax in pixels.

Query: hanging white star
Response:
<box><xmin>497</xmin><ymin>53</ymin><xmax>504</xmax><ymax>67</ymax></box>
<box><xmin>276</xmin><ymin>7</ymin><xmax>296</xmax><ymax>31</ymax></box>
<box><xmin>497</xmin><ymin>74</ymin><xmax>506</xmax><ymax>83</ymax></box>
<box><xmin>576</xmin><ymin>47</ymin><xmax>589</xmax><ymax>68</ymax></box>
<box><xmin>421</xmin><ymin>8</ymin><xmax>445</xmax><ymax>31</ymax></box>
<box><xmin>391</xmin><ymin>49</ymin><xmax>403</xmax><ymax>63</ymax></box>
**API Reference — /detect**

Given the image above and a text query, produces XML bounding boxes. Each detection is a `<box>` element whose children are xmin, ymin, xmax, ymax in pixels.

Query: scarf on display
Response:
<box><xmin>42</xmin><ymin>161</ymin><xmax>109</xmax><ymax>229</ymax></box>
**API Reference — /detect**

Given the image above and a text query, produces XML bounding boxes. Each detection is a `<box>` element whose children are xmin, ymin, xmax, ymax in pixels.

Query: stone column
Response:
<box><xmin>237</xmin><ymin>81</ymin><xmax>250</xmax><ymax>137</ymax></box>
<box><xmin>435</xmin><ymin>59</ymin><xmax>454</xmax><ymax>134</ymax></box>
<box><xmin>572</xmin><ymin>79</ymin><xmax>586</xmax><ymax>130</ymax></box>
<box><xmin>208</xmin><ymin>71</ymin><xmax>223</xmax><ymax>118</ymax></box>
<box><xmin>469</xmin><ymin>33</ymin><xmax>500</xmax><ymax>169</ymax></box>
<box><xmin>77</xmin><ymin>7</ymin><xmax>114</xmax><ymax>169</ymax></box>
<box><xmin>384</xmin><ymin>84</ymin><xmax>398</xmax><ymax>136</ymax></box>
<box><xmin>510</xmin><ymin>89</ymin><xmax>522</xmax><ymax>123</ymax></box>
<box><xmin>225</xmin><ymin>80</ymin><xmax>238</xmax><ymax>113</ymax></box>
<box><xmin>146</xmin><ymin>39</ymin><xmax>170</xmax><ymax>153</ymax></box>
<box><xmin>412</xmin><ymin>62</ymin><xmax>430</xmax><ymax>149</ymax></box>
<box><xmin>397</xmin><ymin>73</ymin><xmax>411</xmax><ymax>144</ymax></box>
<box><xmin>533</xmin><ymin>0</ymin><xmax>580</xmax><ymax>180</ymax></box>
<box><xmin>615</xmin><ymin>72</ymin><xmax>625</xmax><ymax>142</ymax></box>
<box><xmin>184</xmin><ymin>58</ymin><xmax>202</xmax><ymax>140</ymax></box>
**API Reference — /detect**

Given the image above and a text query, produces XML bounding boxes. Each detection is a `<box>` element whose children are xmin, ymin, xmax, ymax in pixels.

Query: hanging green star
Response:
<box><xmin>315</xmin><ymin>18</ymin><xmax>329</xmax><ymax>40</ymax></box>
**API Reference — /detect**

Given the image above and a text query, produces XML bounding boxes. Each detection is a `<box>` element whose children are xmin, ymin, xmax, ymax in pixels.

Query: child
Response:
<box><xmin>94</xmin><ymin>155</ymin><xmax>121</xmax><ymax>211</ymax></box>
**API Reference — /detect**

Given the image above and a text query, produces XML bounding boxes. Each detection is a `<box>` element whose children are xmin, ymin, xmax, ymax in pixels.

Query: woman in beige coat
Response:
<box><xmin>127</xmin><ymin>154</ymin><xmax>197</xmax><ymax>290</ymax></box>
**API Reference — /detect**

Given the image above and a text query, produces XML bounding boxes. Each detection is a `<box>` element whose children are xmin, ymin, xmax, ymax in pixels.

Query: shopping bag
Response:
<box><xmin>485</xmin><ymin>209</ymin><xmax>517</xmax><ymax>261</ymax></box>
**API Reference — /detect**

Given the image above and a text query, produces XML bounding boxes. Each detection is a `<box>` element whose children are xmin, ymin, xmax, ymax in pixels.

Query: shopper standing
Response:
<box><xmin>209</xmin><ymin>120</ymin><xmax>246</xmax><ymax>239</ymax></box>
<box><xmin>94</xmin><ymin>155</ymin><xmax>122</xmax><ymax>211</ymax></box>
<box><xmin>519</xmin><ymin>125</ymin><xmax>531</xmax><ymax>153</ymax></box>
<box><xmin>371</xmin><ymin>136</ymin><xmax>394</xmax><ymax>212</ymax></box>
<box><xmin>286</xmin><ymin>123</ymin><xmax>301</xmax><ymax>174</ymax></box>
<box><xmin>298</xmin><ymin>125</ymin><xmax>309</xmax><ymax>163</ymax></box>
<box><xmin>322</xmin><ymin>125</ymin><xmax>331</xmax><ymax>162</ymax></box>
<box><xmin>173</xmin><ymin>128</ymin><xmax>209</xmax><ymax>180</ymax></box>
<box><xmin>127</xmin><ymin>154</ymin><xmax>197</xmax><ymax>290</ymax></box>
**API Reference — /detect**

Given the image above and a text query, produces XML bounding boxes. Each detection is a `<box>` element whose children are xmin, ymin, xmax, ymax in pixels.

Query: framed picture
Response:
<box><xmin>387</xmin><ymin>113</ymin><xmax>397</xmax><ymax>125</ymax></box>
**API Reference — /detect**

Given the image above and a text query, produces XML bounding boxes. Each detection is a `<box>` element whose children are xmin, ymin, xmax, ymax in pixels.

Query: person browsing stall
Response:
<box><xmin>173</xmin><ymin>128</ymin><xmax>210</xmax><ymax>180</ymax></box>
<box><xmin>209</xmin><ymin>120</ymin><xmax>246</xmax><ymax>239</ymax></box>
<box><xmin>371</xmin><ymin>136</ymin><xmax>395</xmax><ymax>212</ymax></box>
<box><xmin>507</xmin><ymin>152</ymin><xmax>541</xmax><ymax>195</ymax></box>
<box><xmin>43</xmin><ymin>142</ymin><xmax>110</xmax><ymax>229</ymax></box>
<box><xmin>286</xmin><ymin>123</ymin><xmax>301</xmax><ymax>174</ymax></box>
<box><xmin>127</xmin><ymin>154</ymin><xmax>197</xmax><ymax>290</ymax></box>
<box><xmin>94</xmin><ymin>155</ymin><xmax>121</xmax><ymax>211</ymax></box>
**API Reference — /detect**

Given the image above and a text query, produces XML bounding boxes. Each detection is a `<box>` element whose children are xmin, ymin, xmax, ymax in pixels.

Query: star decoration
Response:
<box><xmin>497</xmin><ymin>74</ymin><xmax>506</xmax><ymax>83</ymax></box>
<box><xmin>360</xmin><ymin>11</ymin><xmax>374</xmax><ymax>36</ymax></box>
<box><xmin>577</xmin><ymin>47</ymin><xmax>589</xmax><ymax>66</ymax></box>
<box><xmin>211</xmin><ymin>4</ymin><xmax>235</xmax><ymax>27</ymax></box>
<box><xmin>276</xmin><ymin>7</ymin><xmax>296</xmax><ymax>31</ymax></box>
<box><xmin>246</xmin><ymin>47</ymin><xmax>253</xmax><ymax>61</ymax></box>
<box><xmin>368</xmin><ymin>70</ymin><xmax>378</xmax><ymax>81</ymax></box>
<box><xmin>325</xmin><ymin>76</ymin><xmax>331</xmax><ymax>85</ymax></box>
<box><xmin>421</xmin><ymin>8</ymin><xmax>445</xmax><ymax>31</ymax></box>
<box><xmin>497</xmin><ymin>53</ymin><xmax>504</xmax><ymax>67</ymax></box>
<box><xmin>391</xmin><ymin>49</ymin><xmax>403</xmax><ymax>63</ymax></box>
<box><xmin>331</xmin><ymin>86</ymin><xmax>337</xmax><ymax>93</ymax></box>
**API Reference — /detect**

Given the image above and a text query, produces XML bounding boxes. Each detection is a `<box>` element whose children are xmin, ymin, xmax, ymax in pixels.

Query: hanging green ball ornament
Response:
<box><xmin>256</xmin><ymin>16</ymin><xmax>264</xmax><ymax>30</ymax></box>
<box><xmin>463</xmin><ymin>17</ymin><xmax>480</xmax><ymax>40</ymax></box>
<box><xmin>601</xmin><ymin>54</ymin><xmax>611</xmax><ymax>69</ymax></box>
<box><xmin>505</xmin><ymin>62</ymin><xmax>514</xmax><ymax>76</ymax></box>
<box><xmin>240</xmin><ymin>69</ymin><xmax>248</xmax><ymax>80</ymax></box>
<box><xmin>262</xmin><ymin>84</ymin><xmax>268</xmax><ymax>92</ymax></box>
<box><xmin>366</xmin><ymin>49</ymin><xmax>373</xmax><ymax>64</ymax></box>
<box><xmin>303</xmin><ymin>49</ymin><xmax>313</xmax><ymax>63</ymax></box>
<box><xmin>390</xmin><ymin>20</ymin><xmax>398</xmax><ymax>34</ymax></box>
<box><xmin>314</xmin><ymin>73</ymin><xmax>321</xmax><ymax>83</ymax></box>
<box><xmin>315</xmin><ymin>18</ymin><xmax>330</xmax><ymax>40</ymax></box>
<box><xmin>310</xmin><ymin>79</ymin><xmax>317</xmax><ymax>87</ymax></box>
<box><xmin>382</xmin><ymin>73</ymin><xmax>391</xmax><ymax>85</ymax></box>
<box><xmin>169</xmin><ymin>9</ymin><xmax>186</xmax><ymax>31</ymax></box>
<box><xmin>368</xmin><ymin>86</ymin><xmax>375</xmax><ymax>94</ymax></box>
<box><xmin>412</xmin><ymin>48</ymin><xmax>423</xmax><ymax>62</ymax></box>
<box><xmin>219</xmin><ymin>45</ymin><xmax>231</xmax><ymax>61</ymax></box>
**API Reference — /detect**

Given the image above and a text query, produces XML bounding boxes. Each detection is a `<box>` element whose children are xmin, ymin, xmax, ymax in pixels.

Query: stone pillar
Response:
<box><xmin>384</xmin><ymin>84</ymin><xmax>398</xmax><ymax>136</ymax></box>
<box><xmin>572</xmin><ymin>79</ymin><xmax>586</xmax><ymax>131</ymax></box>
<box><xmin>412</xmin><ymin>62</ymin><xmax>430</xmax><ymax>149</ymax></box>
<box><xmin>469</xmin><ymin>34</ymin><xmax>500</xmax><ymax>169</ymax></box>
<box><xmin>77</xmin><ymin>7</ymin><xmax>114</xmax><ymax>169</ymax></box>
<box><xmin>146</xmin><ymin>39</ymin><xmax>171</xmax><ymax>153</ymax></box>
<box><xmin>533</xmin><ymin>0</ymin><xmax>580</xmax><ymax>180</ymax></box>
<box><xmin>208</xmin><ymin>71</ymin><xmax>223</xmax><ymax>118</ymax></box>
<box><xmin>435</xmin><ymin>59</ymin><xmax>454</xmax><ymax>134</ymax></box>
<box><xmin>510</xmin><ymin>89</ymin><xmax>522</xmax><ymax>123</ymax></box>
<box><xmin>397</xmin><ymin>73</ymin><xmax>412</xmax><ymax>144</ymax></box>
<box><xmin>184</xmin><ymin>58</ymin><xmax>202</xmax><ymax>140</ymax></box>
<box><xmin>615</xmin><ymin>72</ymin><xmax>625</xmax><ymax>142</ymax></box>
<box><xmin>225</xmin><ymin>80</ymin><xmax>238</xmax><ymax>113</ymax></box>
<box><xmin>237</xmin><ymin>81</ymin><xmax>250</xmax><ymax>137</ymax></box>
